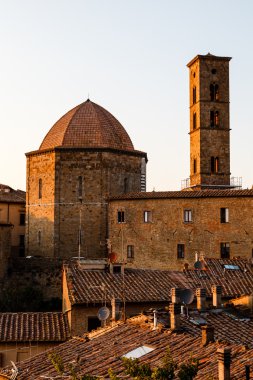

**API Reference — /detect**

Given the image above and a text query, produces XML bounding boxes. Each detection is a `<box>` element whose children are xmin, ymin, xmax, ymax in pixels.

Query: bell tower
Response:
<box><xmin>187</xmin><ymin>53</ymin><xmax>232</xmax><ymax>189</ymax></box>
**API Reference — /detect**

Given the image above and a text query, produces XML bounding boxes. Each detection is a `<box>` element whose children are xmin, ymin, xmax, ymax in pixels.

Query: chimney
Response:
<box><xmin>217</xmin><ymin>347</ymin><xmax>231</xmax><ymax>380</ymax></box>
<box><xmin>201</xmin><ymin>325</ymin><xmax>214</xmax><ymax>346</ymax></box>
<box><xmin>111</xmin><ymin>297</ymin><xmax>121</xmax><ymax>322</ymax></box>
<box><xmin>169</xmin><ymin>303</ymin><xmax>181</xmax><ymax>331</ymax></box>
<box><xmin>196</xmin><ymin>288</ymin><xmax>206</xmax><ymax>312</ymax></box>
<box><xmin>171</xmin><ymin>287</ymin><xmax>181</xmax><ymax>304</ymax></box>
<box><xmin>212</xmin><ymin>285</ymin><xmax>222</xmax><ymax>308</ymax></box>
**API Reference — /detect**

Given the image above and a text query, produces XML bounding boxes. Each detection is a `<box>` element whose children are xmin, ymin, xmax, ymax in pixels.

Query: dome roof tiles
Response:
<box><xmin>40</xmin><ymin>100</ymin><xmax>134</xmax><ymax>151</ymax></box>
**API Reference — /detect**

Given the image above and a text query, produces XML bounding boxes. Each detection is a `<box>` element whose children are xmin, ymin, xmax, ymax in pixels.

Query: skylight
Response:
<box><xmin>223</xmin><ymin>264</ymin><xmax>240</xmax><ymax>270</ymax></box>
<box><xmin>122</xmin><ymin>345</ymin><xmax>154</xmax><ymax>359</ymax></box>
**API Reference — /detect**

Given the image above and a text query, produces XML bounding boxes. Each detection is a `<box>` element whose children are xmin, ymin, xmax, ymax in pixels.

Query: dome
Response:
<box><xmin>39</xmin><ymin>99</ymin><xmax>134</xmax><ymax>151</ymax></box>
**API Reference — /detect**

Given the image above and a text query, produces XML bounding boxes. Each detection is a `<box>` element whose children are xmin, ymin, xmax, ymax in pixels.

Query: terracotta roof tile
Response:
<box><xmin>0</xmin><ymin>184</ymin><xmax>25</xmax><ymax>204</ymax></box>
<box><xmin>0</xmin><ymin>312</ymin><xmax>70</xmax><ymax>342</ymax></box>
<box><xmin>2</xmin><ymin>318</ymin><xmax>253</xmax><ymax>379</ymax></box>
<box><xmin>109</xmin><ymin>188</ymin><xmax>253</xmax><ymax>201</ymax></box>
<box><xmin>39</xmin><ymin>100</ymin><xmax>134</xmax><ymax>151</ymax></box>
<box><xmin>65</xmin><ymin>258</ymin><xmax>253</xmax><ymax>305</ymax></box>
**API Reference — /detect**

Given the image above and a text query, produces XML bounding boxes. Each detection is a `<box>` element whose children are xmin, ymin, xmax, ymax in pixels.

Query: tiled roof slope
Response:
<box><xmin>65</xmin><ymin>258</ymin><xmax>253</xmax><ymax>305</ymax></box>
<box><xmin>109</xmin><ymin>188</ymin><xmax>253</xmax><ymax>200</ymax></box>
<box><xmin>0</xmin><ymin>184</ymin><xmax>25</xmax><ymax>203</ymax></box>
<box><xmin>39</xmin><ymin>100</ymin><xmax>134</xmax><ymax>151</ymax></box>
<box><xmin>0</xmin><ymin>312</ymin><xmax>70</xmax><ymax>342</ymax></box>
<box><xmin>2</xmin><ymin>318</ymin><xmax>253</xmax><ymax>379</ymax></box>
<box><xmin>65</xmin><ymin>264</ymin><xmax>185</xmax><ymax>304</ymax></box>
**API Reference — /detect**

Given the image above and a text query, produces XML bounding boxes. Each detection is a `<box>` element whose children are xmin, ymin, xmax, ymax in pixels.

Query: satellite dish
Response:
<box><xmin>97</xmin><ymin>306</ymin><xmax>110</xmax><ymax>321</ymax></box>
<box><xmin>179</xmin><ymin>289</ymin><xmax>194</xmax><ymax>305</ymax></box>
<box><xmin>194</xmin><ymin>260</ymin><xmax>205</xmax><ymax>270</ymax></box>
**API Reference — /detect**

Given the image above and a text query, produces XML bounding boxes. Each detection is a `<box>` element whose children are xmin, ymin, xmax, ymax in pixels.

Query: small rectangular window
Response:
<box><xmin>19</xmin><ymin>213</ymin><xmax>25</xmax><ymax>226</ymax></box>
<box><xmin>19</xmin><ymin>235</ymin><xmax>25</xmax><ymax>257</ymax></box>
<box><xmin>193</xmin><ymin>112</ymin><xmax>197</xmax><ymax>129</ymax></box>
<box><xmin>220</xmin><ymin>208</ymin><xmax>229</xmax><ymax>223</ymax></box>
<box><xmin>127</xmin><ymin>245</ymin><xmax>134</xmax><ymax>259</ymax></box>
<box><xmin>177</xmin><ymin>244</ymin><xmax>185</xmax><ymax>259</ymax></box>
<box><xmin>144</xmin><ymin>211</ymin><xmax>152</xmax><ymax>223</ymax></box>
<box><xmin>193</xmin><ymin>159</ymin><xmax>197</xmax><ymax>174</ymax></box>
<box><xmin>220</xmin><ymin>242</ymin><xmax>230</xmax><ymax>259</ymax></box>
<box><xmin>184</xmin><ymin>210</ymin><xmax>192</xmax><ymax>223</ymax></box>
<box><xmin>117</xmin><ymin>211</ymin><xmax>125</xmax><ymax>223</ymax></box>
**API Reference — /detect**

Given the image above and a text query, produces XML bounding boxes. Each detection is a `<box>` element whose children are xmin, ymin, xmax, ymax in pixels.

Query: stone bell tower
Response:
<box><xmin>187</xmin><ymin>53</ymin><xmax>232</xmax><ymax>189</ymax></box>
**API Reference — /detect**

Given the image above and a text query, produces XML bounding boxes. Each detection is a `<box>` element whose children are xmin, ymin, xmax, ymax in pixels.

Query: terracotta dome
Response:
<box><xmin>40</xmin><ymin>99</ymin><xmax>134</xmax><ymax>151</ymax></box>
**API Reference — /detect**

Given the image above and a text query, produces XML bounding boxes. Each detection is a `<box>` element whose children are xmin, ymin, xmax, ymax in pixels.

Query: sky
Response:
<box><xmin>0</xmin><ymin>0</ymin><xmax>253</xmax><ymax>192</ymax></box>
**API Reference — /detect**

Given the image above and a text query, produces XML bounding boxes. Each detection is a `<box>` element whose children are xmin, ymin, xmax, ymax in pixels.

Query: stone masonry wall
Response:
<box><xmin>108</xmin><ymin>196</ymin><xmax>253</xmax><ymax>271</ymax></box>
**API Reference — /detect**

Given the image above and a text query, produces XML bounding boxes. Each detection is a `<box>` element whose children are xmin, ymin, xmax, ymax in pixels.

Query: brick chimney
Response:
<box><xmin>217</xmin><ymin>347</ymin><xmax>231</xmax><ymax>380</ymax></box>
<box><xmin>196</xmin><ymin>288</ymin><xmax>206</xmax><ymax>312</ymax></box>
<box><xmin>111</xmin><ymin>297</ymin><xmax>121</xmax><ymax>322</ymax></box>
<box><xmin>201</xmin><ymin>325</ymin><xmax>214</xmax><ymax>346</ymax></box>
<box><xmin>212</xmin><ymin>285</ymin><xmax>222</xmax><ymax>308</ymax></box>
<box><xmin>171</xmin><ymin>287</ymin><xmax>181</xmax><ymax>304</ymax></box>
<box><xmin>169</xmin><ymin>303</ymin><xmax>181</xmax><ymax>331</ymax></box>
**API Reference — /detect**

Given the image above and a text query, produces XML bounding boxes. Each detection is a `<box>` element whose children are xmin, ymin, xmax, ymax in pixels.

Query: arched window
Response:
<box><xmin>38</xmin><ymin>178</ymin><xmax>42</xmax><ymax>199</ymax></box>
<box><xmin>210</xmin><ymin>110</ymin><xmax>219</xmax><ymax>127</ymax></box>
<box><xmin>193</xmin><ymin>86</ymin><xmax>196</xmax><ymax>104</ymax></box>
<box><xmin>210</xmin><ymin>84</ymin><xmax>219</xmax><ymax>101</ymax></box>
<box><xmin>211</xmin><ymin>156</ymin><xmax>219</xmax><ymax>173</ymax></box>
<box><xmin>215</xmin><ymin>157</ymin><xmax>219</xmax><ymax>173</ymax></box>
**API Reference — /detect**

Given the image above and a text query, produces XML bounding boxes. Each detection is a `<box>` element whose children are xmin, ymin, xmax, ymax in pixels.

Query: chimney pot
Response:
<box><xmin>217</xmin><ymin>347</ymin><xmax>231</xmax><ymax>380</ymax></box>
<box><xmin>201</xmin><ymin>325</ymin><xmax>214</xmax><ymax>346</ymax></box>
<box><xmin>212</xmin><ymin>285</ymin><xmax>222</xmax><ymax>308</ymax></box>
<box><xmin>171</xmin><ymin>287</ymin><xmax>181</xmax><ymax>303</ymax></box>
<box><xmin>196</xmin><ymin>288</ymin><xmax>206</xmax><ymax>312</ymax></box>
<box><xmin>169</xmin><ymin>303</ymin><xmax>181</xmax><ymax>331</ymax></box>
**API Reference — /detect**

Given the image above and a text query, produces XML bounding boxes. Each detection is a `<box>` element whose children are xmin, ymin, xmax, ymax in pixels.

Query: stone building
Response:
<box><xmin>26</xmin><ymin>100</ymin><xmax>147</xmax><ymax>259</ymax></box>
<box><xmin>0</xmin><ymin>184</ymin><xmax>26</xmax><ymax>257</ymax></box>
<box><xmin>108</xmin><ymin>189</ymin><xmax>253</xmax><ymax>270</ymax></box>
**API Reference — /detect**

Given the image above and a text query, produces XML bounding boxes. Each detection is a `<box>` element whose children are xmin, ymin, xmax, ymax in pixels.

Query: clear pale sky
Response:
<box><xmin>0</xmin><ymin>0</ymin><xmax>253</xmax><ymax>192</ymax></box>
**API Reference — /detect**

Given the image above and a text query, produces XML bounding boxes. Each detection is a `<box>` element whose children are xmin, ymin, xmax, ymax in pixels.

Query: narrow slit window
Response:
<box><xmin>215</xmin><ymin>157</ymin><xmax>219</xmax><ymax>173</ymax></box>
<box><xmin>193</xmin><ymin>86</ymin><xmax>196</xmax><ymax>104</ymax></box>
<box><xmin>38</xmin><ymin>178</ymin><xmax>42</xmax><ymax>199</ymax></box>
<box><xmin>210</xmin><ymin>83</ymin><xmax>219</xmax><ymax>101</ymax></box>
<box><xmin>211</xmin><ymin>156</ymin><xmax>215</xmax><ymax>174</ymax></box>
<box><xmin>127</xmin><ymin>245</ymin><xmax>134</xmax><ymax>259</ymax></box>
<box><xmin>78</xmin><ymin>176</ymin><xmax>83</xmax><ymax>198</ymax></box>
<box><xmin>210</xmin><ymin>110</ymin><xmax>215</xmax><ymax>127</ymax></box>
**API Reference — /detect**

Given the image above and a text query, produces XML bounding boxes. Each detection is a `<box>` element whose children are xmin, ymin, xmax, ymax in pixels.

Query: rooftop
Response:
<box><xmin>0</xmin><ymin>184</ymin><xmax>25</xmax><ymax>204</ymax></box>
<box><xmin>39</xmin><ymin>99</ymin><xmax>135</xmax><ymax>152</ymax></box>
<box><xmin>0</xmin><ymin>312</ymin><xmax>70</xmax><ymax>342</ymax></box>
<box><xmin>2</xmin><ymin>316</ymin><xmax>253</xmax><ymax>379</ymax></box>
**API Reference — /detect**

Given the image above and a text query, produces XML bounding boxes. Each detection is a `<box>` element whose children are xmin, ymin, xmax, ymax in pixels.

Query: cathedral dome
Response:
<box><xmin>39</xmin><ymin>99</ymin><xmax>134</xmax><ymax>151</ymax></box>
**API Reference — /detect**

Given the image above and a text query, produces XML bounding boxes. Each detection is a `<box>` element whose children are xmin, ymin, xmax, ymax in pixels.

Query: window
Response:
<box><xmin>193</xmin><ymin>86</ymin><xmax>196</xmax><ymax>104</ymax></box>
<box><xmin>211</xmin><ymin>157</ymin><xmax>219</xmax><ymax>174</ymax></box>
<box><xmin>177</xmin><ymin>244</ymin><xmax>185</xmax><ymax>259</ymax></box>
<box><xmin>19</xmin><ymin>213</ymin><xmax>25</xmax><ymax>226</ymax></box>
<box><xmin>210</xmin><ymin>83</ymin><xmax>219</xmax><ymax>101</ymax></box>
<box><xmin>193</xmin><ymin>112</ymin><xmax>197</xmax><ymax>129</ymax></box>
<box><xmin>78</xmin><ymin>176</ymin><xmax>83</xmax><ymax>198</ymax></box>
<box><xmin>38</xmin><ymin>230</ymin><xmax>41</xmax><ymax>246</ymax></box>
<box><xmin>223</xmin><ymin>264</ymin><xmax>240</xmax><ymax>270</ymax></box>
<box><xmin>117</xmin><ymin>211</ymin><xmax>125</xmax><ymax>223</ymax></box>
<box><xmin>38</xmin><ymin>178</ymin><xmax>42</xmax><ymax>199</ymax></box>
<box><xmin>127</xmin><ymin>245</ymin><xmax>134</xmax><ymax>259</ymax></box>
<box><xmin>220</xmin><ymin>208</ymin><xmax>229</xmax><ymax>223</ymax></box>
<box><xmin>210</xmin><ymin>110</ymin><xmax>219</xmax><ymax>127</ymax></box>
<box><xmin>220</xmin><ymin>242</ymin><xmax>230</xmax><ymax>259</ymax></box>
<box><xmin>144</xmin><ymin>211</ymin><xmax>152</xmax><ymax>223</ymax></box>
<box><xmin>193</xmin><ymin>159</ymin><xmax>197</xmax><ymax>174</ymax></box>
<box><xmin>184</xmin><ymin>209</ymin><xmax>192</xmax><ymax>223</ymax></box>
<box><xmin>19</xmin><ymin>235</ymin><xmax>25</xmax><ymax>257</ymax></box>
<box><xmin>122</xmin><ymin>346</ymin><xmax>154</xmax><ymax>359</ymax></box>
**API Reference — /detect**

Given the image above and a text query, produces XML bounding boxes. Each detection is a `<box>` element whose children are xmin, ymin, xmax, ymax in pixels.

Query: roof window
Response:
<box><xmin>223</xmin><ymin>264</ymin><xmax>240</xmax><ymax>270</ymax></box>
<box><xmin>122</xmin><ymin>345</ymin><xmax>154</xmax><ymax>359</ymax></box>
